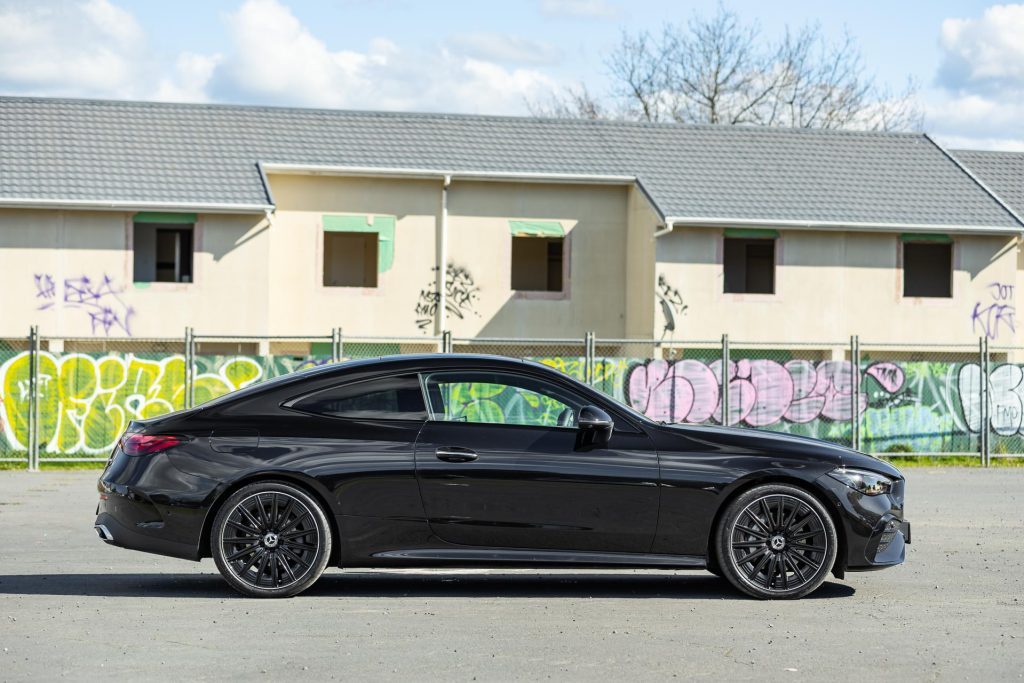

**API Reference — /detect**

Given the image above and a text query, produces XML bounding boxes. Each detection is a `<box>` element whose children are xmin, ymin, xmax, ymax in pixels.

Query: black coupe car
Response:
<box><xmin>95</xmin><ymin>354</ymin><xmax>909</xmax><ymax>599</ymax></box>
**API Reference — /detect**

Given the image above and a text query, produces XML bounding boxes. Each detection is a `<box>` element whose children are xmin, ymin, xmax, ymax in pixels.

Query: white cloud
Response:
<box><xmin>208</xmin><ymin>0</ymin><xmax>558</xmax><ymax>113</ymax></box>
<box><xmin>0</xmin><ymin>0</ymin><xmax>146</xmax><ymax>97</ymax></box>
<box><xmin>447</xmin><ymin>32</ymin><xmax>562</xmax><ymax>66</ymax></box>
<box><xmin>539</xmin><ymin>0</ymin><xmax>620</xmax><ymax>19</ymax></box>
<box><xmin>928</xmin><ymin>4</ymin><xmax>1024</xmax><ymax>151</ymax></box>
<box><xmin>938</xmin><ymin>4</ymin><xmax>1024</xmax><ymax>92</ymax></box>
<box><xmin>154</xmin><ymin>53</ymin><xmax>223</xmax><ymax>103</ymax></box>
<box><xmin>0</xmin><ymin>0</ymin><xmax>563</xmax><ymax>115</ymax></box>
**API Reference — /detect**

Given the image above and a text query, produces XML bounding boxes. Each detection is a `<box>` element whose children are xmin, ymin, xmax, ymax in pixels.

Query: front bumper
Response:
<box><xmin>815</xmin><ymin>473</ymin><xmax>910</xmax><ymax>572</ymax></box>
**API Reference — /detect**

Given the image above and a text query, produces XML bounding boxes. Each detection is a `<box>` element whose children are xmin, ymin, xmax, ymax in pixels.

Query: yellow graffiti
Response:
<box><xmin>0</xmin><ymin>352</ymin><xmax>263</xmax><ymax>455</ymax></box>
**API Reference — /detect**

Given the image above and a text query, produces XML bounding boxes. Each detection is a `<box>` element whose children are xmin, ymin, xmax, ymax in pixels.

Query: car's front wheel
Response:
<box><xmin>211</xmin><ymin>481</ymin><xmax>332</xmax><ymax>598</ymax></box>
<box><xmin>715</xmin><ymin>484</ymin><xmax>838</xmax><ymax>599</ymax></box>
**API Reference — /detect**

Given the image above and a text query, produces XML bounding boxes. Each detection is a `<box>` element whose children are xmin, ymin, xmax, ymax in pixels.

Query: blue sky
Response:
<box><xmin>0</xmin><ymin>0</ymin><xmax>1021</xmax><ymax>149</ymax></box>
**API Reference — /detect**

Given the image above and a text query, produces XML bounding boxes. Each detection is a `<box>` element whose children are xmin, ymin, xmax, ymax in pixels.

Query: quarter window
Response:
<box><xmin>423</xmin><ymin>371</ymin><xmax>583</xmax><ymax>427</ymax></box>
<box><xmin>290</xmin><ymin>375</ymin><xmax>426</xmax><ymax>421</ymax></box>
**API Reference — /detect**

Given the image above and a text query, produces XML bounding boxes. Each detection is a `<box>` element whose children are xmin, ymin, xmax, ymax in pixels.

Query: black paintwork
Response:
<box><xmin>95</xmin><ymin>354</ymin><xmax>909</xmax><ymax>576</ymax></box>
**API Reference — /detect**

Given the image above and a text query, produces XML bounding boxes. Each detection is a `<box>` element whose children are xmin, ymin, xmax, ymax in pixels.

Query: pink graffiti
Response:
<box><xmin>627</xmin><ymin>359</ymin><xmax>904</xmax><ymax>426</ymax></box>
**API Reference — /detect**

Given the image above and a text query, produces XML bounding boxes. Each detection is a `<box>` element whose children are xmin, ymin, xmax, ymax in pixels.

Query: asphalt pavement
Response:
<box><xmin>0</xmin><ymin>468</ymin><xmax>1021</xmax><ymax>681</ymax></box>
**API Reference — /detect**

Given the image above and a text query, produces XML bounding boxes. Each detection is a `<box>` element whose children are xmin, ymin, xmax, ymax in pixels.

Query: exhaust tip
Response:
<box><xmin>94</xmin><ymin>524</ymin><xmax>114</xmax><ymax>542</ymax></box>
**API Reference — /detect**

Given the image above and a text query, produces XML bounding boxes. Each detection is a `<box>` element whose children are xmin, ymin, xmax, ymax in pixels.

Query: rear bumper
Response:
<box><xmin>94</xmin><ymin>510</ymin><xmax>199</xmax><ymax>561</ymax></box>
<box><xmin>94</xmin><ymin>450</ymin><xmax>217</xmax><ymax>562</ymax></box>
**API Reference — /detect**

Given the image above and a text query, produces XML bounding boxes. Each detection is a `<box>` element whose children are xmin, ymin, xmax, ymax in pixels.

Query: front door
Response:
<box><xmin>413</xmin><ymin>369</ymin><xmax>660</xmax><ymax>553</ymax></box>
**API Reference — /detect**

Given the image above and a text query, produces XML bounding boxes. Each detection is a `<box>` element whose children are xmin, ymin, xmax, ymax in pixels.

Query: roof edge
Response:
<box><xmin>924</xmin><ymin>134</ymin><xmax>1024</xmax><ymax>229</ymax></box>
<box><xmin>262</xmin><ymin>163</ymin><xmax>638</xmax><ymax>185</ymax></box>
<box><xmin>0</xmin><ymin>198</ymin><xmax>274</xmax><ymax>214</ymax></box>
<box><xmin>661</xmin><ymin>215</ymin><xmax>1023</xmax><ymax>235</ymax></box>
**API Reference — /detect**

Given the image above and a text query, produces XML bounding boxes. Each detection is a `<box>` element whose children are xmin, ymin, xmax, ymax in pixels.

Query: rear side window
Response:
<box><xmin>289</xmin><ymin>375</ymin><xmax>427</xmax><ymax>421</ymax></box>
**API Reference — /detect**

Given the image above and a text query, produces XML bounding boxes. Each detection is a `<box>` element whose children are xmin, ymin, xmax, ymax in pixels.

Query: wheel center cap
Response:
<box><xmin>770</xmin><ymin>535</ymin><xmax>786</xmax><ymax>551</ymax></box>
<box><xmin>263</xmin><ymin>532</ymin><xmax>279</xmax><ymax>549</ymax></box>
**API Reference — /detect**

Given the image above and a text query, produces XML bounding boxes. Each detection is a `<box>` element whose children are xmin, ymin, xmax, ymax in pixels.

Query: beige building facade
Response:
<box><xmin>1</xmin><ymin>97</ymin><xmax>1023</xmax><ymax>350</ymax></box>
<box><xmin>2</xmin><ymin>170</ymin><xmax>1020</xmax><ymax>348</ymax></box>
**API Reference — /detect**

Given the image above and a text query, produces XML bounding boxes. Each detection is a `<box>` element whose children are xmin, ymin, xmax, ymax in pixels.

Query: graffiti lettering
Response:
<box><xmin>656</xmin><ymin>274</ymin><xmax>687</xmax><ymax>338</ymax></box>
<box><xmin>626</xmin><ymin>359</ymin><xmax>902</xmax><ymax>426</ymax></box>
<box><xmin>0</xmin><ymin>352</ymin><xmax>314</xmax><ymax>455</ymax></box>
<box><xmin>415</xmin><ymin>264</ymin><xmax>480</xmax><ymax>331</ymax></box>
<box><xmin>34</xmin><ymin>273</ymin><xmax>135</xmax><ymax>336</ymax></box>
<box><xmin>971</xmin><ymin>282</ymin><xmax>1016</xmax><ymax>341</ymax></box>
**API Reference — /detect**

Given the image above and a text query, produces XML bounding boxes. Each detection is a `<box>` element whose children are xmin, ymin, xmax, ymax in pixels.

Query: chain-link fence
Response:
<box><xmin>3</xmin><ymin>328</ymin><xmax>1018</xmax><ymax>468</ymax></box>
<box><xmin>0</xmin><ymin>335</ymin><xmax>31</xmax><ymax>463</ymax></box>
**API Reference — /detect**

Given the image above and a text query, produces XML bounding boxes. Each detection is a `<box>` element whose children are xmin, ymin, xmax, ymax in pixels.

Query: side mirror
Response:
<box><xmin>577</xmin><ymin>405</ymin><xmax>613</xmax><ymax>448</ymax></box>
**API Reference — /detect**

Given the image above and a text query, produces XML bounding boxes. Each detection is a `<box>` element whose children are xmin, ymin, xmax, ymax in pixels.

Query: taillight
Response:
<box><xmin>119</xmin><ymin>433</ymin><xmax>186</xmax><ymax>456</ymax></box>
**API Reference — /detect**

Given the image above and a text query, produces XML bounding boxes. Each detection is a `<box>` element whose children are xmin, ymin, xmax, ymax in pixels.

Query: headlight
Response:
<box><xmin>827</xmin><ymin>468</ymin><xmax>894</xmax><ymax>496</ymax></box>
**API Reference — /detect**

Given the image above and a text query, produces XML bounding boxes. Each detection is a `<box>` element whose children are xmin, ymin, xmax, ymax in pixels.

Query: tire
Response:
<box><xmin>714</xmin><ymin>484</ymin><xmax>838</xmax><ymax>600</ymax></box>
<box><xmin>211</xmin><ymin>481</ymin><xmax>332</xmax><ymax>598</ymax></box>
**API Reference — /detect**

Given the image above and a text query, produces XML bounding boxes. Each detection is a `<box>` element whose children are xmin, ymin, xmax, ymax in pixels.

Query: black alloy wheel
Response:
<box><xmin>715</xmin><ymin>484</ymin><xmax>838</xmax><ymax>599</ymax></box>
<box><xmin>211</xmin><ymin>481</ymin><xmax>332</xmax><ymax>598</ymax></box>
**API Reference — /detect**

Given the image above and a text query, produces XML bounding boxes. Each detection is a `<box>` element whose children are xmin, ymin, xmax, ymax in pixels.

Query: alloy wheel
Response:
<box><xmin>728</xmin><ymin>494</ymin><xmax>829</xmax><ymax>594</ymax></box>
<box><xmin>221</xmin><ymin>492</ymin><xmax>321</xmax><ymax>590</ymax></box>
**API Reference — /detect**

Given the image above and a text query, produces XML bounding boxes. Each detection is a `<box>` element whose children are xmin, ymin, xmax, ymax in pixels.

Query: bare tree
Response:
<box><xmin>527</xmin><ymin>83</ymin><xmax>606</xmax><ymax>119</ymax></box>
<box><xmin>530</xmin><ymin>6</ymin><xmax>923</xmax><ymax>132</ymax></box>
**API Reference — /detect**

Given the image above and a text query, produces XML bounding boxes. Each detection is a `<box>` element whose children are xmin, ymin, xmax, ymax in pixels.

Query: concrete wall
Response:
<box><xmin>2</xmin><ymin>183</ymin><xmax>1017</xmax><ymax>346</ymax></box>
<box><xmin>655</xmin><ymin>227</ymin><xmax>1020</xmax><ymax>345</ymax></box>
<box><xmin>265</xmin><ymin>174</ymin><xmax>640</xmax><ymax>338</ymax></box>
<box><xmin>0</xmin><ymin>208</ymin><xmax>268</xmax><ymax>338</ymax></box>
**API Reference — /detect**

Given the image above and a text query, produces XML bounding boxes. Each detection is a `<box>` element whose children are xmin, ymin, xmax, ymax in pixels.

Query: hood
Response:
<box><xmin>655</xmin><ymin>422</ymin><xmax>903</xmax><ymax>479</ymax></box>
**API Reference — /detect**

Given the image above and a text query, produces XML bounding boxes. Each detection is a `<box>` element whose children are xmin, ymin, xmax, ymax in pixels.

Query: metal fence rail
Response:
<box><xmin>1</xmin><ymin>327</ymin><xmax>1018</xmax><ymax>469</ymax></box>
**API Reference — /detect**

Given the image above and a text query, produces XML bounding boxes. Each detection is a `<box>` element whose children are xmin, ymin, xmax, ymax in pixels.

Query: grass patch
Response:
<box><xmin>0</xmin><ymin>460</ymin><xmax>106</xmax><ymax>471</ymax></box>
<box><xmin>874</xmin><ymin>455</ymin><xmax>1024</xmax><ymax>467</ymax></box>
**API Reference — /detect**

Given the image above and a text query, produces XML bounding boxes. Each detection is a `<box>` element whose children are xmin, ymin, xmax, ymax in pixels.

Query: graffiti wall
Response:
<box><xmin>1</xmin><ymin>350</ymin><xmax>1020</xmax><ymax>457</ymax></box>
<box><xmin>542</xmin><ymin>355</ymin><xmax>1020</xmax><ymax>454</ymax></box>
<box><xmin>0</xmin><ymin>351</ymin><xmax>329</xmax><ymax>457</ymax></box>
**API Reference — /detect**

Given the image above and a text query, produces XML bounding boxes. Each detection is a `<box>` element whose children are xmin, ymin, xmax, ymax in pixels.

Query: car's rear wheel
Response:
<box><xmin>211</xmin><ymin>481</ymin><xmax>332</xmax><ymax>598</ymax></box>
<box><xmin>715</xmin><ymin>484</ymin><xmax>837</xmax><ymax>600</ymax></box>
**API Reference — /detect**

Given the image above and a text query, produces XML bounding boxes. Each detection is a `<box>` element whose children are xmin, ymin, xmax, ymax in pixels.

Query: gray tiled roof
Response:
<box><xmin>0</xmin><ymin>96</ymin><xmax>1020</xmax><ymax>230</ymax></box>
<box><xmin>951</xmin><ymin>149</ymin><xmax>1024</xmax><ymax>220</ymax></box>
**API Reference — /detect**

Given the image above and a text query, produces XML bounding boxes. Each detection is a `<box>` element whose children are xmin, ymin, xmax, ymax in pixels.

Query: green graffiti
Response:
<box><xmin>0</xmin><ymin>352</ymin><xmax>331</xmax><ymax>457</ymax></box>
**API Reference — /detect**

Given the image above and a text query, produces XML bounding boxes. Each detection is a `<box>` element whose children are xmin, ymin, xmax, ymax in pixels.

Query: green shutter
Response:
<box><xmin>509</xmin><ymin>220</ymin><xmax>565</xmax><ymax>237</ymax></box>
<box><xmin>724</xmin><ymin>227</ymin><xmax>780</xmax><ymax>239</ymax></box>
<box><xmin>322</xmin><ymin>214</ymin><xmax>395</xmax><ymax>272</ymax></box>
<box><xmin>900</xmin><ymin>232</ymin><xmax>952</xmax><ymax>243</ymax></box>
<box><xmin>134</xmin><ymin>212</ymin><xmax>197</xmax><ymax>224</ymax></box>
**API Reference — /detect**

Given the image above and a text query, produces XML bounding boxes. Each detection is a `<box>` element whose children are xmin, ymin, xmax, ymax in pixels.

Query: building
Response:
<box><xmin>1</xmin><ymin>96</ymin><xmax>1022</xmax><ymax>350</ymax></box>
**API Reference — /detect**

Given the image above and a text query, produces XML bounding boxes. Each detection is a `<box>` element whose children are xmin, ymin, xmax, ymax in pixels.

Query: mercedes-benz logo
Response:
<box><xmin>263</xmin><ymin>532</ymin><xmax>279</xmax><ymax>549</ymax></box>
<box><xmin>770</xmin><ymin>535</ymin><xmax>786</xmax><ymax>551</ymax></box>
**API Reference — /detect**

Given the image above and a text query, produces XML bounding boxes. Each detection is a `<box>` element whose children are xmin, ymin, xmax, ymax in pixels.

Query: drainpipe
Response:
<box><xmin>436</xmin><ymin>175</ymin><xmax>452</xmax><ymax>335</ymax></box>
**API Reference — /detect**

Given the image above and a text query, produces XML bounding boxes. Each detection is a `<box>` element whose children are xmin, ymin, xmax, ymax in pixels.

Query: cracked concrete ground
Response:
<box><xmin>0</xmin><ymin>468</ymin><xmax>1021</xmax><ymax>681</ymax></box>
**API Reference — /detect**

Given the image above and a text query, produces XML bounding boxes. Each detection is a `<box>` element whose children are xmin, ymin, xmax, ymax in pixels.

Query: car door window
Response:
<box><xmin>423</xmin><ymin>371</ymin><xmax>585</xmax><ymax>427</ymax></box>
<box><xmin>288</xmin><ymin>374</ymin><xmax>427</xmax><ymax>421</ymax></box>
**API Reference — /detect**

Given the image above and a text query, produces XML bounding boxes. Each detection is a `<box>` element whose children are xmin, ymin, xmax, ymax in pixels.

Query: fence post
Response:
<box><xmin>184</xmin><ymin>327</ymin><xmax>194</xmax><ymax>410</ymax></box>
<box><xmin>980</xmin><ymin>336</ymin><xmax>989</xmax><ymax>467</ymax></box>
<box><xmin>721</xmin><ymin>333</ymin><xmax>730</xmax><ymax>426</ymax></box>
<box><xmin>331</xmin><ymin>327</ymin><xmax>341</xmax><ymax>363</ymax></box>
<box><xmin>441</xmin><ymin>330</ymin><xmax>452</xmax><ymax>354</ymax></box>
<box><xmin>27</xmin><ymin>325</ymin><xmax>39</xmax><ymax>472</ymax></box>
<box><xmin>584</xmin><ymin>331</ymin><xmax>595</xmax><ymax>385</ymax></box>
<box><xmin>851</xmin><ymin>335</ymin><xmax>860</xmax><ymax>452</ymax></box>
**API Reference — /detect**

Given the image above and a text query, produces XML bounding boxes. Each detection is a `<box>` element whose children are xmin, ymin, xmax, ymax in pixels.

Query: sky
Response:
<box><xmin>0</xmin><ymin>0</ymin><xmax>1021</xmax><ymax>150</ymax></box>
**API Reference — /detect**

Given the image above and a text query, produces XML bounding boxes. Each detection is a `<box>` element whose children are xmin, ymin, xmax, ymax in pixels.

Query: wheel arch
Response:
<box><xmin>705</xmin><ymin>473</ymin><xmax>848</xmax><ymax>579</ymax></box>
<box><xmin>199</xmin><ymin>471</ymin><xmax>342</xmax><ymax>566</ymax></box>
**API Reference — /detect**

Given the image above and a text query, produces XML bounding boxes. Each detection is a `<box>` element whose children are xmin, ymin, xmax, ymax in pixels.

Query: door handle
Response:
<box><xmin>435</xmin><ymin>447</ymin><xmax>478</xmax><ymax>463</ymax></box>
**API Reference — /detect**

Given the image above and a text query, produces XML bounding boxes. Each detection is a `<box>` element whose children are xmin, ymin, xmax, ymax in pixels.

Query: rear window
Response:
<box><xmin>289</xmin><ymin>375</ymin><xmax>427</xmax><ymax>421</ymax></box>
